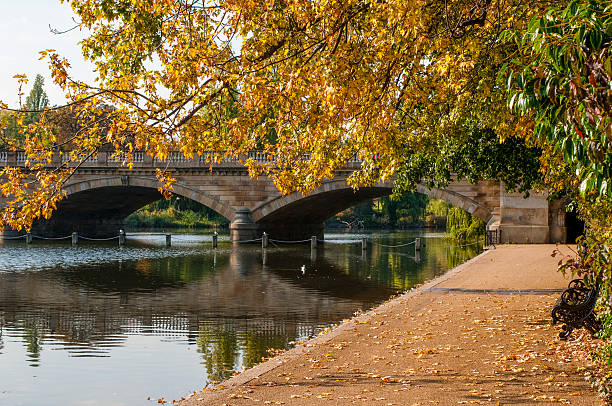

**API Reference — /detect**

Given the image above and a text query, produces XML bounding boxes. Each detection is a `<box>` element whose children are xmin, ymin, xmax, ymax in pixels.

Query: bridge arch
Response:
<box><xmin>28</xmin><ymin>176</ymin><xmax>237</xmax><ymax>238</ymax></box>
<box><xmin>62</xmin><ymin>176</ymin><xmax>236</xmax><ymax>221</ymax></box>
<box><xmin>251</xmin><ymin>179</ymin><xmax>493</xmax><ymax>226</ymax></box>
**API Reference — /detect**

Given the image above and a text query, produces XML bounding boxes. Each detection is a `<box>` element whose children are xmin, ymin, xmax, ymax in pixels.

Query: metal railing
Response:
<box><xmin>485</xmin><ymin>229</ymin><xmax>501</xmax><ymax>246</ymax></box>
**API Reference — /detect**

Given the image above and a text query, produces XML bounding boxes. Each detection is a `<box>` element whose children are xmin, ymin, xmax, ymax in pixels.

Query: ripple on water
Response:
<box><xmin>0</xmin><ymin>245</ymin><xmax>213</xmax><ymax>273</ymax></box>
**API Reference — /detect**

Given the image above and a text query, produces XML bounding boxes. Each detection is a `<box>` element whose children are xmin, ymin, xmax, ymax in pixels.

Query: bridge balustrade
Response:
<box><xmin>62</xmin><ymin>154</ymin><xmax>98</xmax><ymax>163</ymax></box>
<box><xmin>247</xmin><ymin>151</ymin><xmax>270</xmax><ymax>162</ymax></box>
<box><xmin>0</xmin><ymin>150</ymin><xmax>365</xmax><ymax>169</ymax></box>
<box><xmin>155</xmin><ymin>151</ymin><xmax>192</xmax><ymax>163</ymax></box>
<box><xmin>15</xmin><ymin>151</ymin><xmax>49</xmax><ymax>165</ymax></box>
<box><xmin>108</xmin><ymin>152</ymin><xmax>144</xmax><ymax>163</ymax></box>
<box><xmin>133</xmin><ymin>152</ymin><xmax>144</xmax><ymax>163</ymax></box>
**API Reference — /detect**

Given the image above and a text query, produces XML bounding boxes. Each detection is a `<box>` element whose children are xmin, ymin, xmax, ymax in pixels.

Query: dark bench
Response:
<box><xmin>551</xmin><ymin>279</ymin><xmax>600</xmax><ymax>340</ymax></box>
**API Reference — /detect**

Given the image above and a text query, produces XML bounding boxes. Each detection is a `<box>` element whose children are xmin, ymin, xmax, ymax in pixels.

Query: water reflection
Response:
<box><xmin>0</xmin><ymin>231</ymin><xmax>482</xmax><ymax>406</ymax></box>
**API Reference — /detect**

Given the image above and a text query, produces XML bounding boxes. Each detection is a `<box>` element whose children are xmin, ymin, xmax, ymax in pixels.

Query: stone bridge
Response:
<box><xmin>0</xmin><ymin>151</ymin><xmax>568</xmax><ymax>243</ymax></box>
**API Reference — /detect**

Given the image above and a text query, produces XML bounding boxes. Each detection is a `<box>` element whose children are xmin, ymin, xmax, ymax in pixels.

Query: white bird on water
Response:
<box><xmin>300</xmin><ymin>265</ymin><xmax>306</xmax><ymax>275</ymax></box>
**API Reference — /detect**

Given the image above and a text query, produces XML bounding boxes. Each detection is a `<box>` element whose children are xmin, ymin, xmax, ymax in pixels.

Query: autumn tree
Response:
<box><xmin>0</xmin><ymin>0</ymin><xmax>568</xmax><ymax>231</ymax></box>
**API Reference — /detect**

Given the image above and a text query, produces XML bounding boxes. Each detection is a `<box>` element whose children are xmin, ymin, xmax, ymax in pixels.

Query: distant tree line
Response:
<box><xmin>327</xmin><ymin>193</ymin><xmax>484</xmax><ymax>241</ymax></box>
<box><xmin>1</xmin><ymin>74</ymin><xmax>49</xmax><ymax>145</ymax></box>
<box><xmin>125</xmin><ymin>196</ymin><xmax>228</xmax><ymax>230</ymax></box>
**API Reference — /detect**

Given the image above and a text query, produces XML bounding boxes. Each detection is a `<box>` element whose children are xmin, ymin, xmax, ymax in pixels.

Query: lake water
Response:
<box><xmin>0</xmin><ymin>231</ymin><xmax>482</xmax><ymax>406</ymax></box>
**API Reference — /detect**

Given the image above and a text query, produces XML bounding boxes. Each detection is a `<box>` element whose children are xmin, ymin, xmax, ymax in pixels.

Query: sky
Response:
<box><xmin>0</xmin><ymin>0</ymin><xmax>95</xmax><ymax>107</ymax></box>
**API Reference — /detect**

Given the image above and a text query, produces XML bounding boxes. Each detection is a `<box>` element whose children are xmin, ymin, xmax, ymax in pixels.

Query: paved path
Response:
<box><xmin>181</xmin><ymin>245</ymin><xmax>600</xmax><ymax>405</ymax></box>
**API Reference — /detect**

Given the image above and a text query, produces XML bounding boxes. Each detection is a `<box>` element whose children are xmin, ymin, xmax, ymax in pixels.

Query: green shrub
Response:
<box><xmin>446</xmin><ymin>207</ymin><xmax>485</xmax><ymax>242</ymax></box>
<box><xmin>125</xmin><ymin>207</ymin><xmax>226</xmax><ymax>229</ymax></box>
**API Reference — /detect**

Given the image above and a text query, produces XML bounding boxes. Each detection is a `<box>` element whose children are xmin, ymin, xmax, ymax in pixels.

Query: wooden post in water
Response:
<box><xmin>25</xmin><ymin>233</ymin><xmax>32</xmax><ymax>244</ymax></box>
<box><xmin>262</xmin><ymin>232</ymin><xmax>268</xmax><ymax>249</ymax></box>
<box><xmin>119</xmin><ymin>230</ymin><xmax>126</xmax><ymax>246</ymax></box>
<box><xmin>71</xmin><ymin>232</ymin><xmax>78</xmax><ymax>245</ymax></box>
<box><xmin>311</xmin><ymin>236</ymin><xmax>317</xmax><ymax>250</ymax></box>
<box><xmin>415</xmin><ymin>237</ymin><xmax>421</xmax><ymax>251</ymax></box>
<box><xmin>212</xmin><ymin>232</ymin><xmax>218</xmax><ymax>248</ymax></box>
<box><xmin>166</xmin><ymin>233</ymin><xmax>171</xmax><ymax>247</ymax></box>
<box><xmin>361</xmin><ymin>237</ymin><xmax>367</xmax><ymax>251</ymax></box>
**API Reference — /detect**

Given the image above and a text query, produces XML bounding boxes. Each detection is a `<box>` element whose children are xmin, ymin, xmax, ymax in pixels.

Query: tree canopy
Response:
<box><xmin>0</xmin><ymin>0</ymin><xmax>609</xmax><ymax>232</ymax></box>
<box><xmin>504</xmin><ymin>0</ymin><xmax>611</xmax><ymax>196</ymax></box>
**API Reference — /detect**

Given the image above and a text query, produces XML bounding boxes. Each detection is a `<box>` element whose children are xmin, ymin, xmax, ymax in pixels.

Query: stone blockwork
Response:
<box><xmin>0</xmin><ymin>153</ymin><xmax>569</xmax><ymax>242</ymax></box>
<box><xmin>497</xmin><ymin>188</ymin><xmax>551</xmax><ymax>244</ymax></box>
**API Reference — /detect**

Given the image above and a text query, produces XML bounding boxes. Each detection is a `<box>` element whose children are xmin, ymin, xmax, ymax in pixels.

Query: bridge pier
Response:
<box><xmin>230</xmin><ymin>208</ymin><xmax>258</xmax><ymax>242</ymax></box>
<box><xmin>230</xmin><ymin>207</ymin><xmax>325</xmax><ymax>242</ymax></box>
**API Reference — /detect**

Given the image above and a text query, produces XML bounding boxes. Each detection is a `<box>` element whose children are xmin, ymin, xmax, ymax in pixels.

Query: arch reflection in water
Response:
<box><xmin>0</xmin><ymin>231</ymin><xmax>482</xmax><ymax>406</ymax></box>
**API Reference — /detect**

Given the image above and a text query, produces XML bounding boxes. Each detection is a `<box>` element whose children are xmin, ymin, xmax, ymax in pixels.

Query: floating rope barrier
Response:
<box><xmin>269</xmin><ymin>238</ymin><xmax>311</xmax><ymax>244</ymax></box>
<box><xmin>162</xmin><ymin>235</ymin><xmax>198</xmax><ymax>241</ymax></box>
<box><xmin>1</xmin><ymin>234</ymin><xmax>27</xmax><ymax>240</ymax></box>
<box><xmin>368</xmin><ymin>238</ymin><xmax>484</xmax><ymax>251</ymax></box>
<box><xmin>234</xmin><ymin>237</ymin><xmax>263</xmax><ymax>244</ymax></box>
<box><xmin>79</xmin><ymin>235</ymin><xmax>120</xmax><ymax>241</ymax></box>
<box><xmin>30</xmin><ymin>234</ymin><xmax>72</xmax><ymax>240</ymax></box>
